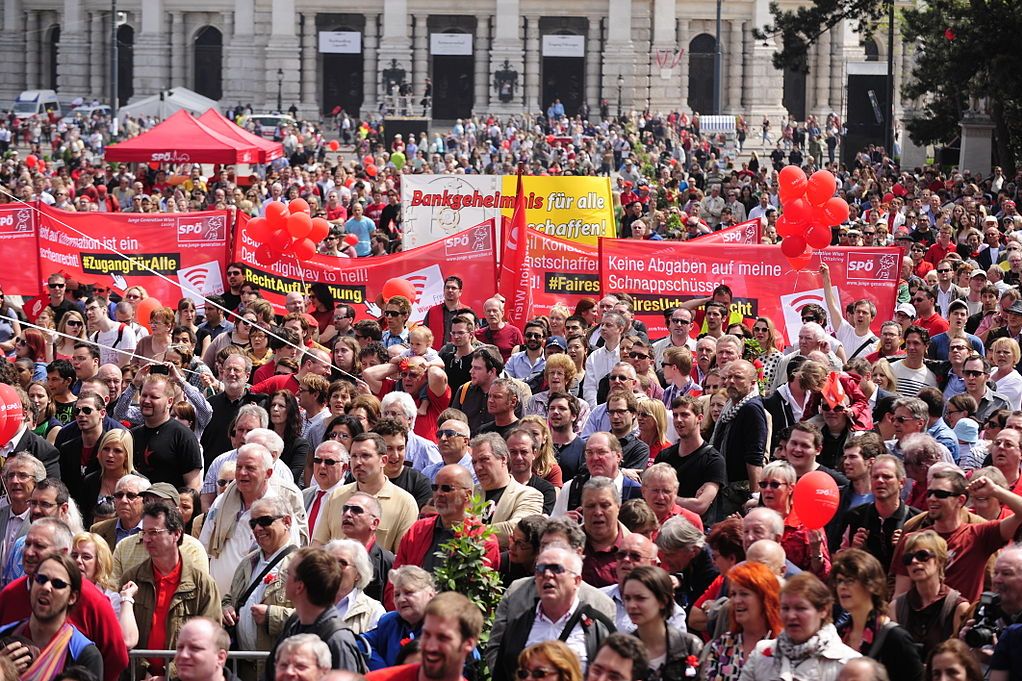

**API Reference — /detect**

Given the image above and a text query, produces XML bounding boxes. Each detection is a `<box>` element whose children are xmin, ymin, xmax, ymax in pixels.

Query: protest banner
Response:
<box><xmin>35</xmin><ymin>203</ymin><xmax>230</xmax><ymax>306</ymax></box>
<box><xmin>599</xmin><ymin>239</ymin><xmax>900</xmax><ymax>342</ymax></box>
<box><xmin>401</xmin><ymin>174</ymin><xmax>614</xmax><ymax>249</ymax></box>
<box><xmin>690</xmin><ymin>218</ymin><xmax>762</xmax><ymax>245</ymax></box>
<box><xmin>233</xmin><ymin>213</ymin><xmax>497</xmax><ymax>323</ymax></box>
<box><xmin>0</xmin><ymin>203</ymin><xmax>42</xmax><ymax>295</ymax></box>
<box><xmin>499</xmin><ymin>171</ymin><xmax>530</xmax><ymax>330</ymax></box>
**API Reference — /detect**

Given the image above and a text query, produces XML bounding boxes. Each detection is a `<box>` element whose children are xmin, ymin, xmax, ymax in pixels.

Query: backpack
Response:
<box><xmin>91</xmin><ymin>323</ymin><xmax>127</xmax><ymax>349</ymax></box>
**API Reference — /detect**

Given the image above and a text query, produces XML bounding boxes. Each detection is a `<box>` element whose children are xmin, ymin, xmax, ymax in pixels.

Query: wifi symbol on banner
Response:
<box><xmin>789</xmin><ymin>291</ymin><xmax>826</xmax><ymax>313</ymax></box>
<box><xmin>182</xmin><ymin>267</ymin><xmax>209</xmax><ymax>293</ymax></box>
<box><xmin>406</xmin><ymin>274</ymin><xmax>430</xmax><ymax>299</ymax></box>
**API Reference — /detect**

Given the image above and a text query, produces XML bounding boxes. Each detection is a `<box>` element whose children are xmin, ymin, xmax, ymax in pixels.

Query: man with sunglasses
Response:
<box><xmin>893</xmin><ymin>471</ymin><xmax>1022</xmax><ymax>603</ymax></box>
<box><xmin>652</xmin><ymin>307</ymin><xmax>696</xmax><ymax>372</ymax></box>
<box><xmin>44</xmin><ymin>273</ymin><xmax>77</xmax><ymax>327</ymax></box>
<box><xmin>505</xmin><ymin>321</ymin><xmax>548</xmax><ymax>383</ymax></box>
<box><xmin>222</xmin><ymin>496</ymin><xmax>297</xmax><ymax>680</ymax></box>
<box><xmin>422</xmin><ymin>419</ymin><xmax>475</xmax><ymax>484</ymax></box>
<box><xmin>960</xmin><ymin>353</ymin><xmax>1011</xmax><ymax>423</ymax></box>
<box><xmin>333</xmin><ymin>492</ymin><xmax>391</xmax><ymax>602</ymax></box>
<box><xmin>56</xmin><ymin>393</ymin><xmax>108</xmax><ymax>504</ymax></box>
<box><xmin>89</xmin><ymin>473</ymin><xmax>149</xmax><ymax>551</ymax></box>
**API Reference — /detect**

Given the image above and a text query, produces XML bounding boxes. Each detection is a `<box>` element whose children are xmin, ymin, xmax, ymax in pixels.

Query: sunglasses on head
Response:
<box><xmin>901</xmin><ymin>550</ymin><xmax>936</xmax><ymax>565</ymax></box>
<box><xmin>248</xmin><ymin>515</ymin><xmax>282</xmax><ymax>529</ymax></box>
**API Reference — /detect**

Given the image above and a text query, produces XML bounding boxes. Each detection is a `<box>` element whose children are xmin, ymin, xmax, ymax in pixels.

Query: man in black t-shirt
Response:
<box><xmin>130</xmin><ymin>374</ymin><xmax>203</xmax><ymax>490</ymax></box>
<box><xmin>654</xmin><ymin>396</ymin><xmax>727</xmax><ymax>521</ymax></box>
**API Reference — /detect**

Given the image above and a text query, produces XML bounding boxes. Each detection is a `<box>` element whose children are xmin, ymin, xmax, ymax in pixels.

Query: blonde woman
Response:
<box><xmin>519</xmin><ymin>415</ymin><xmax>563</xmax><ymax>487</ymax></box>
<box><xmin>547</xmin><ymin>303</ymin><xmax>571</xmax><ymax>338</ymax></box>
<box><xmin>134</xmin><ymin>306</ymin><xmax>176</xmax><ymax>364</ymax></box>
<box><xmin>54</xmin><ymin>309</ymin><xmax>87</xmax><ymax>360</ymax></box>
<box><xmin>81</xmin><ymin>429</ymin><xmax>135</xmax><ymax>525</ymax></box>
<box><xmin>637</xmin><ymin>398</ymin><xmax>670</xmax><ymax>466</ymax></box>
<box><xmin>71</xmin><ymin>532</ymin><xmax>139</xmax><ymax>648</ymax></box>
<box><xmin>871</xmin><ymin>358</ymin><xmax>898</xmax><ymax>393</ymax></box>
<box><xmin>989</xmin><ymin>337</ymin><xmax>1022</xmax><ymax>409</ymax></box>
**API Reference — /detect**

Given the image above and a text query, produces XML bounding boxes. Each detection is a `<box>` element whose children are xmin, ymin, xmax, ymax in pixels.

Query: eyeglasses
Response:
<box><xmin>517</xmin><ymin>669</ymin><xmax>558</xmax><ymax>680</ymax></box>
<box><xmin>73</xmin><ymin>406</ymin><xmax>97</xmax><ymax>416</ymax></box>
<box><xmin>33</xmin><ymin>573</ymin><xmax>70</xmax><ymax>590</ymax></box>
<box><xmin>752</xmin><ymin>326</ymin><xmax>769</xmax><ymax>333</ymax></box>
<box><xmin>248</xmin><ymin>515</ymin><xmax>283</xmax><ymax>529</ymax></box>
<box><xmin>139</xmin><ymin>529</ymin><xmax>170</xmax><ymax>538</ymax></box>
<box><xmin>669</xmin><ymin>318</ymin><xmax>691</xmax><ymax>325</ymax></box>
<box><xmin>28</xmin><ymin>499</ymin><xmax>57</xmax><ymax>510</ymax></box>
<box><xmin>342</xmin><ymin>504</ymin><xmax>367</xmax><ymax>515</ymax></box>
<box><xmin>925</xmin><ymin>489</ymin><xmax>958</xmax><ymax>499</ymax></box>
<box><xmin>313</xmin><ymin>457</ymin><xmax>342</xmax><ymax>466</ymax></box>
<box><xmin>894</xmin><ymin>415</ymin><xmax>921</xmax><ymax>423</ymax></box>
<box><xmin>383</xmin><ymin>310</ymin><xmax>402</xmax><ymax>317</ymax></box>
<box><xmin>216</xmin><ymin>479</ymin><xmax>232</xmax><ymax>487</ymax></box>
<box><xmin>431</xmin><ymin>483</ymin><xmax>466</xmax><ymax>493</ymax></box>
<box><xmin>902</xmin><ymin>550</ymin><xmax>936</xmax><ymax>565</ymax></box>
<box><xmin>962</xmin><ymin>369</ymin><xmax>986</xmax><ymax>377</ymax></box>
<box><xmin>525</xmin><ymin>333</ymin><xmax>545</xmax><ymax>339</ymax></box>
<box><xmin>236</xmin><ymin>319</ymin><xmax>251</xmax><ymax>327</ymax></box>
<box><xmin>535</xmin><ymin>563</ymin><xmax>575</xmax><ymax>576</ymax></box>
<box><xmin>758</xmin><ymin>480</ymin><xmax>787</xmax><ymax>490</ymax></box>
<box><xmin>66</xmin><ymin>320</ymin><xmax>83</xmax><ymax>327</ymax></box>
<box><xmin>436</xmin><ymin>429</ymin><xmax>466</xmax><ymax>439</ymax></box>
<box><xmin>936</xmin><ymin>268</ymin><xmax>953</xmax><ymax>273</ymax></box>
<box><xmin>113</xmin><ymin>491</ymin><xmax>140</xmax><ymax>500</ymax></box>
<box><xmin>47</xmin><ymin>283</ymin><xmax>65</xmax><ymax>289</ymax></box>
<box><xmin>820</xmin><ymin>403</ymin><xmax>847</xmax><ymax>413</ymax></box>
<box><xmin>628</xmin><ymin>352</ymin><xmax>650</xmax><ymax>360</ymax></box>
<box><xmin>608</xmin><ymin>375</ymin><xmax>630</xmax><ymax>382</ymax></box>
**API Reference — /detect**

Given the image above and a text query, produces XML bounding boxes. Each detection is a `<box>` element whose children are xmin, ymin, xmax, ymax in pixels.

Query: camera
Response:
<box><xmin>964</xmin><ymin>591</ymin><xmax>1003</xmax><ymax>648</ymax></box>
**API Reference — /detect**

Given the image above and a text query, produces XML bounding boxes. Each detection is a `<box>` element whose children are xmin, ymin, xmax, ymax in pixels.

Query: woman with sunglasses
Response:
<box><xmin>54</xmin><ymin>310</ymin><xmax>86</xmax><ymax>360</ymax></box>
<box><xmin>636</xmin><ymin>398</ymin><xmax>670</xmax><ymax>466</ymax></box>
<box><xmin>14</xmin><ymin>328</ymin><xmax>50</xmax><ymax>380</ymax></box>
<box><xmin>759</xmin><ymin>460</ymin><xmax>831</xmax><ymax>577</ymax></box>
<box><xmin>701</xmin><ymin>561</ymin><xmax>782</xmax><ymax>681</ymax></box>
<box><xmin>80</xmin><ymin>429</ymin><xmax>135</xmax><ymax>526</ymax></box>
<box><xmin>830</xmin><ymin>549</ymin><xmax>924</xmax><ymax>681</ymax></box>
<box><xmin>751</xmin><ymin>316</ymin><xmax>784</xmax><ymax>390</ymax></box>
<box><xmin>515</xmin><ymin>641</ymin><xmax>582</xmax><ymax>681</ymax></box>
<box><xmin>622</xmin><ymin>565</ymin><xmax>703</xmax><ymax>681</ymax></box>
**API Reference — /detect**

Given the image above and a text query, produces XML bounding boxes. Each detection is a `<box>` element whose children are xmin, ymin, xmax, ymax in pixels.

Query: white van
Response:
<box><xmin>13</xmin><ymin>90</ymin><xmax>62</xmax><ymax>119</ymax></box>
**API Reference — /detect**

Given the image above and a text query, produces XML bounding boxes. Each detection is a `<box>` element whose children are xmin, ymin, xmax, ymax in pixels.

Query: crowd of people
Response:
<box><xmin>1</xmin><ymin>100</ymin><xmax>1022</xmax><ymax>681</ymax></box>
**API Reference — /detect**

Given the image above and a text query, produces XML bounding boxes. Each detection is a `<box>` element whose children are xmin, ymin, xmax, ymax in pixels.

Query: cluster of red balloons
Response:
<box><xmin>776</xmin><ymin>167</ymin><xmax>850</xmax><ymax>269</ymax></box>
<box><xmin>250</xmin><ymin>199</ymin><xmax>332</xmax><ymax>266</ymax></box>
<box><xmin>25</xmin><ymin>155</ymin><xmax>45</xmax><ymax>171</ymax></box>
<box><xmin>0</xmin><ymin>384</ymin><xmax>24</xmax><ymax>445</ymax></box>
<box><xmin>362</xmin><ymin>155</ymin><xmax>378</xmax><ymax>178</ymax></box>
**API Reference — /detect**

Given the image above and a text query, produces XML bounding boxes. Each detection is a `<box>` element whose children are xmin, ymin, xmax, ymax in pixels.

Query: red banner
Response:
<box><xmin>599</xmin><ymin>240</ymin><xmax>900</xmax><ymax>342</ymax></box>
<box><xmin>35</xmin><ymin>203</ymin><xmax>231</xmax><ymax>307</ymax></box>
<box><xmin>690</xmin><ymin>218</ymin><xmax>762</xmax><ymax>245</ymax></box>
<box><xmin>0</xmin><ymin>203</ymin><xmax>41</xmax><ymax>295</ymax></box>
<box><xmin>233</xmin><ymin>214</ymin><xmax>498</xmax><ymax>322</ymax></box>
<box><xmin>499</xmin><ymin>171</ymin><xmax>530</xmax><ymax>329</ymax></box>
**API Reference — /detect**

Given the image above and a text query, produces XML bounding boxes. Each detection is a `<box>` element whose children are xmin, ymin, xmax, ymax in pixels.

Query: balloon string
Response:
<box><xmin>0</xmin><ymin>188</ymin><xmax>361</xmax><ymax>383</ymax></box>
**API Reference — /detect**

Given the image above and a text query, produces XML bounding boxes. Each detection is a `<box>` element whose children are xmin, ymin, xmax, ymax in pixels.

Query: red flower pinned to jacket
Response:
<box><xmin>685</xmin><ymin>655</ymin><xmax>699</xmax><ymax>667</ymax></box>
<box><xmin>399</xmin><ymin>637</ymin><xmax>413</xmax><ymax>647</ymax></box>
<box><xmin>263</xmin><ymin>573</ymin><xmax>278</xmax><ymax>585</ymax></box>
<box><xmin>944</xmin><ymin>28</ymin><xmax>956</xmax><ymax>41</ymax></box>
<box><xmin>762</xmin><ymin>647</ymin><xmax>773</xmax><ymax>657</ymax></box>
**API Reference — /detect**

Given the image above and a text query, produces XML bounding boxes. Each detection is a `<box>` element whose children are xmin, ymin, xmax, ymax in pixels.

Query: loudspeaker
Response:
<box><xmin>843</xmin><ymin>63</ymin><xmax>890</xmax><ymax>166</ymax></box>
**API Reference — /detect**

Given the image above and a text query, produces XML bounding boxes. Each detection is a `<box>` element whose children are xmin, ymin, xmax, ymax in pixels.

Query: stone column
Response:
<box><xmin>222</xmin><ymin>0</ymin><xmax>257</xmax><ymax>107</ymax></box>
<box><xmin>89</xmin><ymin>13</ymin><xmax>103</xmax><ymax>98</ymax></box>
<box><xmin>745</xmin><ymin>0</ymin><xmax>784</xmax><ymax>119</ymax></box>
<box><xmin>488</xmin><ymin>0</ymin><xmax>523</xmax><ymax>114</ymax></box>
<box><xmin>523</xmin><ymin>15</ymin><xmax>539</xmax><ymax>112</ymax></box>
<box><xmin>585</xmin><ymin>19</ymin><xmax>601</xmax><ymax>114</ymax></box>
<box><xmin>892</xmin><ymin>29</ymin><xmax>904</xmax><ymax>118</ymax></box>
<box><xmin>959</xmin><ymin>115</ymin><xmax>994</xmax><ymax>176</ymax></box>
<box><xmin>412</xmin><ymin>14</ymin><xmax>427</xmax><ymax>102</ymax></box>
<box><xmin>57</xmin><ymin>0</ymin><xmax>89</xmax><ymax>95</ymax></box>
<box><xmin>300</xmin><ymin>13</ymin><xmax>317</xmax><ymax>115</ymax></box>
<box><xmin>133</xmin><ymin>0</ymin><xmax>164</xmax><ymax>95</ymax></box>
<box><xmin>170</xmin><ymin>12</ymin><xmax>184</xmax><ymax>88</ymax></box>
<box><xmin>603</xmin><ymin>0</ymin><xmax>634</xmax><ymax>113</ymax></box>
<box><xmin>726</xmin><ymin>20</ymin><xmax>743</xmax><ymax>113</ymax></box>
<box><xmin>1</xmin><ymin>0</ymin><xmax>25</xmax><ymax>95</ymax></box>
<box><xmin>266</xmin><ymin>0</ymin><xmax>300</xmax><ymax>111</ymax></box>
<box><xmin>814</xmin><ymin>29</ymin><xmax>830</xmax><ymax>115</ymax></box>
<box><xmin>473</xmin><ymin>17</ymin><xmax>489</xmax><ymax>114</ymax></box>
<box><xmin>678</xmin><ymin>19</ymin><xmax>690</xmax><ymax>111</ymax></box>
<box><xmin>377</xmin><ymin>0</ymin><xmax>412</xmax><ymax>103</ymax></box>
<box><xmin>362</xmin><ymin>14</ymin><xmax>379</xmax><ymax>115</ymax></box>
<box><xmin>648</xmin><ymin>0</ymin><xmax>678</xmax><ymax>112</ymax></box>
<box><xmin>24</xmin><ymin>9</ymin><xmax>38</xmax><ymax>91</ymax></box>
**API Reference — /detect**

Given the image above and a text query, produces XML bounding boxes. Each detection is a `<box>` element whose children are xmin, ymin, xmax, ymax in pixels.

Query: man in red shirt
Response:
<box><xmin>892</xmin><ymin>469</ymin><xmax>1022</xmax><ymax>602</ymax></box>
<box><xmin>910</xmin><ymin>287</ymin><xmax>950</xmax><ymax>337</ymax></box>
<box><xmin>475</xmin><ymin>298</ymin><xmax>524</xmax><ymax>362</ymax></box>
<box><xmin>365</xmin><ymin>592</ymin><xmax>481</xmax><ymax>681</ymax></box>
<box><xmin>362</xmin><ymin>356</ymin><xmax>451</xmax><ymax>444</ymax></box>
<box><xmin>252</xmin><ymin>347</ymin><xmax>332</xmax><ymax>396</ymax></box>
<box><xmin>0</xmin><ymin>518</ymin><xmax>129</xmax><ymax>681</ymax></box>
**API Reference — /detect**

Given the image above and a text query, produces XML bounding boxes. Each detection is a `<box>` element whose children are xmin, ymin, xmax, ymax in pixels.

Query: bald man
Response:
<box><xmin>746</xmin><ymin>539</ymin><xmax>788</xmax><ymax>579</ymax></box>
<box><xmin>710</xmin><ymin>360</ymin><xmax>768</xmax><ymax>520</ymax></box>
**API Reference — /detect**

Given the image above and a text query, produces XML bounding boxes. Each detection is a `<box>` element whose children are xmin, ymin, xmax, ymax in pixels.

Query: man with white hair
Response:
<box><xmin>245</xmin><ymin>429</ymin><xmax>309</xmax><ymax>533</ymax></box>
<box><xmin>201</xmin><ymin>406</ymin><xmax>293</xmax><ymax>509</ymax></box>
<box><xmin>325</xmin><ymin>539</ymin><xmax>385</xmax><ymax>633</ymax></box>
<box><xmin>743</xmin><ymin>507</ymin><xmax>802</xmax><ymax>577</ymax></box>
<box><xmin>304</xmin><ymin>441</ymin><xmax>349</xmax><ymax>536</ymax></box>
<box><xmin>769</xmin><ymin>322</ymin><xmax>840</xmax><ymax>394</ymax></box>
<box><xmin>91</xmin><ymin>473</ymin><xmax>151</xmax><ymax>550</ymax></box>
<box><xmin>200</xmin><ymin>443</ymin><xmax>305</xmax><ymax>591</ymax></box>
<box><xmin>376</xmin><ymin>391</ymin><xmax>441</xmax><ymax>470</ymax></box>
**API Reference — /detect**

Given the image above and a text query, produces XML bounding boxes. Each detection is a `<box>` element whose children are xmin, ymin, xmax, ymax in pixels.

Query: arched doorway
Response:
<box><xmin>431</xmin><ymin>21</ymin><xmax>475</xmax><ymax>120</ymax></box>
<box><xmin>688</xmin><ymin>34</ymin><xmax>715</xmax><ymax>115</ymax></box>
<box><xmin>864</xmin><ymin>38</ymin><xmax>879</xmax><ymax>62</ymax></box>
<box><xmin>321</xmin><ymin>24</ymin><xmax>364</xmax><ymax>117</ymax></box>
<box><xmin>193</xmin><ymin>26</ymin><xmax>223</xmax><ymax>101</ymax></box>
<box><xmin>783</xmin><ymin>67</ymin><xmax>807</xmax><ymax>121</ymax></box>
<box><xmin>541</xmin><ymin>29</ymin><xmax>585</xmax><ymax>116</ymax></box>
<box><xmin>117</xmin><ymin>25</ymin><xmax>134</xmax><ymax>105</ymax></box>
<box><xmin>48</xmin><ymin>26</ymin><xmax>60</xmax><ymax>90</ymax></box>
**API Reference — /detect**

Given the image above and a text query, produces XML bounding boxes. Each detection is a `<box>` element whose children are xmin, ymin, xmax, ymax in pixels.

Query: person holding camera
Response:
<box><xmin>961</xmin><ymin>544</ymin><xmax>1022</xmax><ymax>674</ymax></box>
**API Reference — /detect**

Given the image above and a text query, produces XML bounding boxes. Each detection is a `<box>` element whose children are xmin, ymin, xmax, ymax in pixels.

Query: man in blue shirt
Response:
<box><xmin>343</xmin><ymin>201</ymin><xmax>375</xmax><ymax>257</ymax></box>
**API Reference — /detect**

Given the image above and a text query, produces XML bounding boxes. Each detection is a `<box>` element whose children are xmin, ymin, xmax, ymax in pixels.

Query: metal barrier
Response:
<box><xmin>128</xmin><ymin>649</ymin><xmax>270</xmax><ymax>681</ymax></box>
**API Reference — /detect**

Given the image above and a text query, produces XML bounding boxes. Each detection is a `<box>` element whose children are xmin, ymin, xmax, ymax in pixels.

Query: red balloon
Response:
<box><xmin>381</xmin><ymin>278</ymin><xmax>417</xmax><ymax>304</ymax></box>
<box><xmin>823</xmin><ymin>197</ymin><xmax>850</xmax><ymax>226</ymax></box>
<box><xmin>133</xmin><ymin>297</ymin><xmax>163</xmax><ymax>332</ymax></box>
<box><xmin>776</xmin><ymin>215</ymin><xmax>800</xmax><ymax>238</ymax></box>
<box><xmin>292</xmin><ymin>238</ymin><xmax>317</xmax><ymax>262</ymax></box>
<box><xmin>343</xmin><ymin>234</ymin><xmax>359</xmax><ymax>247</ymax></box>
<box><xmin>148</xmin><ymin>161</ymin><xmax>161</xmax><ymax>171</ymax></box>
<box><xmin>778</xmin><ymin>165</ymin><xmax>808</xmax><ymax>195</ymax></box>
<box><xmin>0</xmin><ymin>383</ymin><xmax>23</xmax><ymax>444</ymax></box>
<box><xmin>265</xmin><ymin>202</ymin><xmax>290</xmax><ymax>230</ymax></box>
<box><xmin>363</xmin><ymin>155</ymin><xmax>374</xmax><ymax>166</ymax></box>
<box><xmin>288</xmin><ymin>198</ymin><xmax>311</xmax><ymax>215</ymax></box>
<box><xmin>365</xmin><ymin>164</ymin><xmax>378</xmax><ymax>177</ymax></box>
<box><xmin>286</xmin><ymin>212</ymin><xmax>313</xmax><ymax>239</ymax></box>
<box><xmin>268</xmin><ymin>229</ymin><xmax>291</xmax><ymax>254</ymax></box>
<box><xmin>328</xmin><ymin>140</ymin><xmax>340</xmax><ymax>152</ymax></box>
<box><xmin>806</xmin><ymin>223</ymin><xmax>832</xmax><ymax>249</ymax></box>
<box><xmin>806</xmin><ymin>170</ymin><xmax>838</xmax><ymax>207</ymax></box>
<box><xmin>255</xmin><ymin>244</ymin><xmax>279</xmax><ymax>266</ymax></box>
<box><xmin>309</xmin><ymin>218</ymin><xmax>331</xmax><ymax>243</ymax></box>
<box><xmin>783</xmin><ymin>198</ymin><xmax>813</xmax><ymax>227</ymax></box>
<box><xmin>247</xmin><ymin>217</ymin><xmax>273</xmax><ymax>242</ymax></box>
<box><xmin>780</xmin><ymin>235</ymin><xmax>808</xmax><ymax>258</ymax></box>
<box><xmin>25</xmin><ymin>155</ymin><xmax>38</xmax><ymax>169</ymax></box>
<box><xmin>792</xmin><ymin>470</ymin><xmax>841</xmax><ymax>529</ymax></box>
<box><xmin>787</xmin><ymin>248</ymin><xmax>815</xmax><ymax>271</ymax></box>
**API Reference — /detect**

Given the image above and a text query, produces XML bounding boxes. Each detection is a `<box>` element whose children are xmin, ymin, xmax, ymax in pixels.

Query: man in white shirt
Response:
<box><xmin>85</xmin><ymin>297</ymin><xmax>136</xmax><ymax>367</ymax></box>
<box><xmin>583</xmin><ymin>312</ymin><xmax>626</xmax><ymax>407</ymax></box>
<box><xmin>820</xmin><ymin>263</ymin><xmax>877</xmax><ymax>361</ymax></box>
<box><xmin>652</xmin><ymin>307</ymin><xmax>696</xmax><ymax>372</ymax></box>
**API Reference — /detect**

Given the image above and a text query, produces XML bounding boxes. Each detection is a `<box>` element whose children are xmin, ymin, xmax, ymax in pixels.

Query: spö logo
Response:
<box><xmin>846</xmin><ymin>252</ymin><xmax>898</xmax><ymax>281</ymax></box>
<box><xmin>176</xmin><ymin>215</ymin><xmax>227</xmax><ymax>244</ymax></box>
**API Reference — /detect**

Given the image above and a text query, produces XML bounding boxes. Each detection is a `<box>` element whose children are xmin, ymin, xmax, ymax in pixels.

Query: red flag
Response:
<box><xmin>499</xmin><ymin>167</ymin><xmax>531</xmax><ymax>330</ymax></box>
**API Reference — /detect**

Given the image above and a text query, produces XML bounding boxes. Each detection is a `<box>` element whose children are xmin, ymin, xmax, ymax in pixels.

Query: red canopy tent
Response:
<box><xmin>196</xmin><ymin>109</ymin><xmax>284</xmax><ymax>163</ymax></box>
<box><xmin>104</xmin><ymin>109</ymin><xmax>264</xmax><ymax>164</ymax></box>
